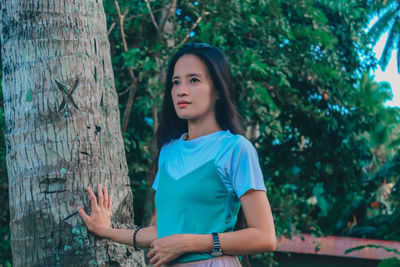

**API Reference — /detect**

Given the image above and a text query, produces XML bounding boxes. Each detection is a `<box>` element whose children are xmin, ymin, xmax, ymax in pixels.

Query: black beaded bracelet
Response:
<box><xmin>133</xmin><ymin>225</ymin><xmax>144</xmax><ymax>252</ymax></box>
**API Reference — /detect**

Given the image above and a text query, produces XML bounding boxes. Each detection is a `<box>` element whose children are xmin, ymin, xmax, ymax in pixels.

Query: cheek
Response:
<box><xmin>171</xmin><ymin>90</ymin><xmax>177</xmax><ymax>101</ymax></box>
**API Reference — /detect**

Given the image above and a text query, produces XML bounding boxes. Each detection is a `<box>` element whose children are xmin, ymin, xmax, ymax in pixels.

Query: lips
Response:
<box><xmin>177</xmin><ymin>100</ymin><xmax>191</xmax><ymax>108</ymax></box>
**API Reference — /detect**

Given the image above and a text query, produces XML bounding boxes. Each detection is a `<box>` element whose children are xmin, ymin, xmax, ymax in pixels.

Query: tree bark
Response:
<box><xmin>0</xmin><ymin>0</ymin><xmax>144</xmax><ymax>266</ymax></box>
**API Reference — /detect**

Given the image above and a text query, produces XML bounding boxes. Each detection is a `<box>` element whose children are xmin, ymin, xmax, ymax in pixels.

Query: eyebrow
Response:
<box><xmin>172</xmin><ymin>73</ymin><xmax>202</xmax><ymax>79</ymax></box>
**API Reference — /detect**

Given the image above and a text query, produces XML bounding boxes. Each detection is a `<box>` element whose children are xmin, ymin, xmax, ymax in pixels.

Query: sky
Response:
<box><xmin>368</xmin><ymin>18</ymin><xmax>399</xmax><ymax>107</ymax></box>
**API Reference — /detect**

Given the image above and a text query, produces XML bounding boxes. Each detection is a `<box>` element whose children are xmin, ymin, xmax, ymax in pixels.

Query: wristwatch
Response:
<box><xmin>210</xmin><ymin>232</ymin><xmax>224</xmax><ymax>256</ymax></box>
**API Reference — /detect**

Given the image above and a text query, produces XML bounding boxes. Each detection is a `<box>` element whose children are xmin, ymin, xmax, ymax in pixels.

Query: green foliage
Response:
<box><xmin>378</xmin><ymin>257</ymin><xmax>400</xmax><ymax>267</ymax></box>
<box><xmin>338</xmin><ymin>74</ymin><xmax>400</xmax><ymax>241</ymax></box>
<box><xmin>250</xmin><ymin>251</ymin><xmax>278</xmax><ymax>267</ymax></box>
<box><xmin>351</xmin><ymin>73</ymin><xmax>400</xmax><ymax>174</ymax></box>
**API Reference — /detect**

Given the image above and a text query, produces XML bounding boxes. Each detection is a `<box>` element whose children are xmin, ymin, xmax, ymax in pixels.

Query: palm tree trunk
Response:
<box><xmin>0</xmin><ymin>0</ymin><xmax>144</xmax><ymax>265</ymax></box>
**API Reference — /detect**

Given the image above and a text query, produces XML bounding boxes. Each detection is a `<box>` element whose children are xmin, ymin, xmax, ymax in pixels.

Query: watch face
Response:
<box><xmin>211</xmin><ymin>250</ymin><xmax>224</xmax><ymax>257</ymax></box>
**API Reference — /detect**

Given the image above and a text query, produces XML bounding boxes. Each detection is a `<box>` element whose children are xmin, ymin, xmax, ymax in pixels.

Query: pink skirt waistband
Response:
<box><xmin>165</xmin><ymin>255</ymin><xmax>242</xmax><ymax>267</ymax></box>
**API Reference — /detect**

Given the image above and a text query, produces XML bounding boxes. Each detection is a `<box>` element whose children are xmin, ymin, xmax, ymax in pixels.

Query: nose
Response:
<box><xmin>176</xmin><ymin>81</ymin><xmax>190</xmax><ymax>97</ymax></box>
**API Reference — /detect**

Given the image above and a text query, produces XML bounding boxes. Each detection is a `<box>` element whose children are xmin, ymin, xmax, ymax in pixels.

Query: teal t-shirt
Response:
<box><xmin>152</xmin><ymin>130</ymin><xmax>266</xmax><ymax>263</ymax></box>
<box><xmin>152</xmin><ymin>130</ymin><xmax>266</xmax><ymax>196</ymax></box>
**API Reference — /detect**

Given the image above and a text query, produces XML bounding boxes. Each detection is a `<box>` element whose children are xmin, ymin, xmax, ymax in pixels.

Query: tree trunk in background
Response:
<box><xmin>0</xmin><ymin>0</ymin><xmax>144</xmax><ymax>266</ymax></box>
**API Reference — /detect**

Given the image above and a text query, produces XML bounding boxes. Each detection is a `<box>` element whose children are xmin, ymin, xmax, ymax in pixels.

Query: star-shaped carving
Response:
<box><xmin>54</xmin><ymin>75</ymin><xmax>81</xmax><ymax>112</ymax></box>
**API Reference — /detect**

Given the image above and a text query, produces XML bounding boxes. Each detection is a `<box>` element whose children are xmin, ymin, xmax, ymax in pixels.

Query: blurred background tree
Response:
<box><xmin>1</xmin><ymin>0</ymin><xmax>399</xmax><ymax>265</ymax></box>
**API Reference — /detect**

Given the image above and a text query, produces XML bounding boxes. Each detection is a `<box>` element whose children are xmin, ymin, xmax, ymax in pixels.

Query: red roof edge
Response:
<box><xmin>276</xmin><ymin>234</ymin><xmax>400</xmax><ymax>260</ymax></box>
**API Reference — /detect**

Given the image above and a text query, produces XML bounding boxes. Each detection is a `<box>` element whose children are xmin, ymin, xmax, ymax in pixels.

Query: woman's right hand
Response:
<box><xmin>77</xmin><ymin>184</ymin><xmax>112</xmax><ymax>238</ymax></box>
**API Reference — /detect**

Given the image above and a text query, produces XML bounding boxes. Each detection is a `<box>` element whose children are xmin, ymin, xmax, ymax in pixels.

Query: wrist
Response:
<box><xmin>100</xmin><ymin>227</ymin><xmax>114</xmax><ymax>240</ymax></box>
<box><xmin>133</xmin><ymin>226</ymin><xmax>144</xmax><ymax>251</ymax></box>
<box><xmin>184</xmin><ymin>234</ymin><xmax>214</xmax><ymax>254</ymax></box>
<box><xmin>210</xmin><ymin>232</ymin><xmax>224</xmax><ymax>256</ymax></box>
<box><xmin>181</xmin><ymin>234</ymin><xmax>193</xmax><ymax>254</ymax></box>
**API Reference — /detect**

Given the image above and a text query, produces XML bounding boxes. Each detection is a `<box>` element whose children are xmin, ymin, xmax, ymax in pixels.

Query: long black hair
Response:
<box><xmin>148</xmin><ymin>42</ymin><xmax>248</xmax><ymax>233</ymax></box>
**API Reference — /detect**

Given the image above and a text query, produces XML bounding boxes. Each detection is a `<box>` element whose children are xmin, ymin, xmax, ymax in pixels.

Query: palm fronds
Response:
<box><xmin>380</xmin><ymin>16</ymin><xmax>400</xmax><ymax>70</ymax></box>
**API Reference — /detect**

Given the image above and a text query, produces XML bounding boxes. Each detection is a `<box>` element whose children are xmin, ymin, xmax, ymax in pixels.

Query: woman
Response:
<box><xmin>77</xmin><ymin>42</ymin><xmax>276</xmax><ymax>267</ymax></box>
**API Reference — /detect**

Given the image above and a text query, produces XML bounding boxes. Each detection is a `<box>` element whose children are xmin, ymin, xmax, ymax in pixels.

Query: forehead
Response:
<box><xmin>173</xmin><ymin>54</ymin><xmax>209</xmax><ymax>77</ymax></box>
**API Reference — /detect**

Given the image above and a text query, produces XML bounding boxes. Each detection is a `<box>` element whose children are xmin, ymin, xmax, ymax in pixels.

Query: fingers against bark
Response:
<box><xmin>103</xmin><ymin>186</ymin><xmax>109</xmax><ymax>209</ymax></box>
<box><xmin>77</xmin><ymin>206</ymin><xmax>90</xmax><ymax>224</ymax></box>
<box><xmin>97</xmin><ymin>184</ymin><xmax>104</xmax><ymax>208</ymax></box>
<box><xmin>108</xmin><ymin>194</ymin><xmax>112</xmax><ymax>212</ymax></box>
<box><xmin>88</xmin><ymin>186</ymin><xmax>99</xmax><ymax>211</ymax></box>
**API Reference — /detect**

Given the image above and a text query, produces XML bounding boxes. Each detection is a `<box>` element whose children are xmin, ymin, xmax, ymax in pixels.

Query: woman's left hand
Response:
<box><xmin>147</xmin><ymin>234</ymin><xmax>188</xmax><ymax>266</ymax></box>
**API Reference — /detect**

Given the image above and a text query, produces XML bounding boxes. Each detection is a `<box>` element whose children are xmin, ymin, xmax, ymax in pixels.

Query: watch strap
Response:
<box><xmin>211</xmin><ymin>232</ymin><xmax>223</xmax><ymax>256</ymax></box>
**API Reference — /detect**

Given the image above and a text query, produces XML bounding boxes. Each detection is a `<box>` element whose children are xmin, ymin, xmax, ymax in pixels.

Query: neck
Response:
<box><xmin>186</xmin><ymin>116</ymin><xmax>222</xmax><ymax>141</ymax></box>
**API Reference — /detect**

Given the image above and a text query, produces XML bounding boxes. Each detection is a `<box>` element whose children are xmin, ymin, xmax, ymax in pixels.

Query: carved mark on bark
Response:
<box><xmin>54</xmin><ymin>74</ymin><xmax>81</xmax><ymax>112</ymax></box>
<box><xmin>94</xmin><ymin>38</ymin><xmax>97</xmax><ymax>55</ymax></box>
<box><xmin>43</xmin><ymin>190</ymin><xmax>67</xmax><ymax>194</ymax></box>
<box><xmin>40</xmin><ymin>178</ymin><xmax>67</xmax><ymax>185</ymax></box>
<box><xmin>62</xmin><ymin>211</ymin><xmax>79</xmax><ymax>221</ymax></box>
<box><xmin>40</xmin><ymin>176</ymin><xmax>67</xmax><ymax>194</ymax></box>
<box><xmin>94</xmin><ymin>66</ymin><xmax>98</xmax><ymax>83</ymax></box>
<box><xmin>80</xmin><ymin>151</ymin><xmax>92</xmax><ymax>156</ymax></box>
<box><xmin>95</xmin><ymin>125</ymin><xmax>101</xmax><ymax>135</ymax></box>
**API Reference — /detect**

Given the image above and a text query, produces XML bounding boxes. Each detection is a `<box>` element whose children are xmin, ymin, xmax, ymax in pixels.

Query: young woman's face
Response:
<box><xmin>171</xmin><ymin>54</ymin><xmax>219</xmax><ymax>121</ymax></box>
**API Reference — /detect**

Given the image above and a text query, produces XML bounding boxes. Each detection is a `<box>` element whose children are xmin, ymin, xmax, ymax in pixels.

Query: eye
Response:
<box><xmin>172</xmin><ymin>80</ymin><xmax>180</xmax><ymax>86</ymax></box>
<box><xmin>190</xmin><ymin>78</ymin><xmax>200</xmax><ymax>83</ymax></box>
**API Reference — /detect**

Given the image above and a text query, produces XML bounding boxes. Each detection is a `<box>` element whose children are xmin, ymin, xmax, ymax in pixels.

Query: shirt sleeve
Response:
<box><xmin>229</xmin><ymin>136</ymin><xmax>266</xmax><ymax>198</ymax></box>
<box><xmin>152</xmin><ymin>145</ymin><xmax>165</xmax><ymax>191</ymax></box>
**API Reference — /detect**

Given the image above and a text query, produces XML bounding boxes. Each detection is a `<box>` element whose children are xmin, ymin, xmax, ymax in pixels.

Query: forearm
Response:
<box><xmin>186</xmin><ymin>228</ymin><xmax>276</xmax><ymax>255</ymax></box>
<box><xmin>103</xmin><ymin>226</ymin><xmax>157</xmax><ymax>248</ymax></box>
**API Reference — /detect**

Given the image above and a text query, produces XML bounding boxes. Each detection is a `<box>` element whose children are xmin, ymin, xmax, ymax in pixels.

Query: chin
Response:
<box><xmin>176</xmin><ymin>112</ymin><xmax>196</xmax><ymax>121</ymax></box>
<box><xmin>175</xmin><ymin>112</ymin><xmax>188</xmax><ymax>119</ymax></box>
<box><xmin>175</xmin><ymin>109</ymin><xmax>189</xmax><ymax>119</ymax></box>
<box><xmin>177</xmin><ymin>115</ymin><xmax>191</xmax><ymax>120</ymax></box>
